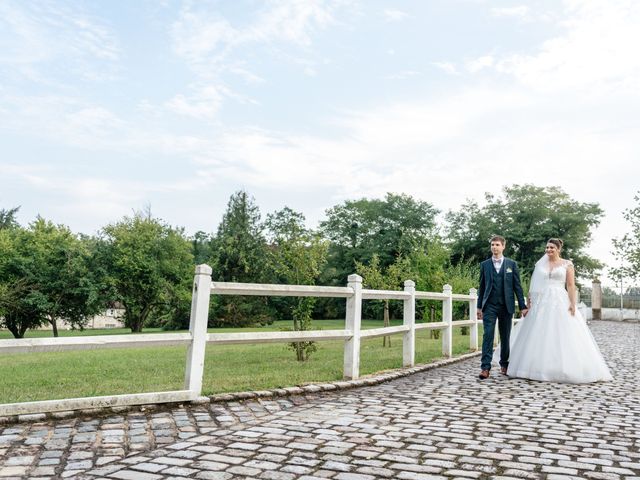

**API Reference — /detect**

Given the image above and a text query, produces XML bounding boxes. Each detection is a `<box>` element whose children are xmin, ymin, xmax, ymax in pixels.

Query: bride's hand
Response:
<box><xmin>569</xmin><ymin>304</ymin><xmax>576</xmax><ymax>316</ymax></box>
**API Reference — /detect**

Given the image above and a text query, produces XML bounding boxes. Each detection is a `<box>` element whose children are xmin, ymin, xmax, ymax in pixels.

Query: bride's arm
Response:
<box><xmin>565</xmin><ymin>261</ymin><xmax>576</xmax><ymax>315</ymax></box>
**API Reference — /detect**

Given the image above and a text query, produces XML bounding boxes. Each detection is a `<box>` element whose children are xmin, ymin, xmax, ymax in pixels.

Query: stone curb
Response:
<box><xmin>207</xmin><ymin>351</ymin><xmax>482</xmax><ymax>402</ymax></box>
<box><xmin>0</xmin><ymin>351</ymin><xmax>481</xmax><ymax>425</ymax></box>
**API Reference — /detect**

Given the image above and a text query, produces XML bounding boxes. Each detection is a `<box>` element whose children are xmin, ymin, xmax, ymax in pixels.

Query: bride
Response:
<box><xmin>503</xmin><ymin>238</ymin><xmax>612</xmax><ymax>383</ymax></box>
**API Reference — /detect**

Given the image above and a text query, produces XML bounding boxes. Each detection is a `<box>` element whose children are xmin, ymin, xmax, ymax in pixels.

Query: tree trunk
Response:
<box><xmin>50</xmin><ymin>317</ymin><xmax>59</xmax><ymax>337</ymax></box>
<box><xmin>7</xmin><ymin>324</ymin><xmax>22</xmax><ymax>338</ymax></box>
<box><xmin>429</xmin><ymin>304</ymin><xmax>439</xmax><ymax>339</ymax></box>
<box><xmin>461</xmin><ymin>305</ymin><xmax>469</xmax><ymax>335</ymax></box>
<box><xmin>130</xmin><ymin>305</ymin><xmax>151</xmax><ymax>333</ymax></box>
<box><xmin>293</xmin><ymin>312</ymin><xmax>304</xmax><ymax>361</ymax></box>
<box><xmin>5</xmin><ymin>314</ymin><xmax>27</xmax><ymax>338</ymax></box>
<box><xmin>383</xmin><ymin>300</ymin><xmax>391</xmax><ymax>347</ymax></box>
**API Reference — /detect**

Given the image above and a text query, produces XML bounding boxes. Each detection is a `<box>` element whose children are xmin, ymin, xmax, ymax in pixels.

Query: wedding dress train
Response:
<box><xmin>499</xmin><ymin>260</ymin><xmax>612</xmax><ymax>383</ymax></box>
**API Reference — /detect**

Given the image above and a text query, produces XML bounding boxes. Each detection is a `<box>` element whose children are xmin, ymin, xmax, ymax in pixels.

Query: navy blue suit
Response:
<box><xmin>477</xmin><ymin>257</ymin><xmax>527</xmax><ymax>371</ymax></box>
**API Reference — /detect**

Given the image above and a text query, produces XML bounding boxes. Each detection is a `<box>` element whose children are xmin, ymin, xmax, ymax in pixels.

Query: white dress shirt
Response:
<box><xmin>492</xmin><ymin>256</ymin><xmax>503</xmax><ymax>273</ymax></box>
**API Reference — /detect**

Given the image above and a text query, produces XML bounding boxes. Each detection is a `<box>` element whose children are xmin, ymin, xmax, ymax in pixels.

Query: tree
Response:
<box><xmin>0</xmin><ymin>225</ymin><xmax>45</xmax><ymax>337</ymax></box>
<box><xmin>0</xmin><ymin>206</ymin><xmax>20</xmax><ymax>230</ymax></box>
<box><xmin>191</xmin><ymin>230</ymin><xmax>213</xmax><ymax>265</ymax></box>
<box><xmin>99</xmin><ymin>211</ymin><xmax>194</xmax><ymax>333</ymax></box>
<box><xmin>320</xmin><ymin>193</ymin><xmax>440</xmax><ymax>283</ymax></box>
<box><xmin>0</xmin><ymin>218</ymin><xmax>103</xmax><ymax>337</ymax></box>
<box><xmin>407</xmin><ymin>239</ymin><xmax>450</xmax><ymax>338</ymax></box>
<box><xmin>209</xmin><ymin>191</ymin><xmax>270</xmax><ymax>327</ymax></box>
<box><xmin>356</xmin><ymin>254</ymin><xmax>411</xmax><ymax>346</ymax></box>
<box><xmin>318</xmin><ymin>193</ymin><xmax>439</xmax><ymax>320</ymax></box>
<box><xmin>265</xmin><ymin>207</ymin><xmax>328</xmax><ymax>361</ymax></box>
<box><xmin>612</xmin><ymin>191</ymin><xmax>640</xmax><ymax>287</ymax></box>
<box><xmin>445</xmin><ymin>184</ymin><xmax>604</xmax><ymax>279</ymax></box>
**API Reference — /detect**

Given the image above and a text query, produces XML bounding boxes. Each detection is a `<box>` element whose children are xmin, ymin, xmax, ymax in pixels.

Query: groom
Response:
<box><xmin>477</xmin><ymin>235</ymin><xmax>528</xmax><ymax>379</ymax></box>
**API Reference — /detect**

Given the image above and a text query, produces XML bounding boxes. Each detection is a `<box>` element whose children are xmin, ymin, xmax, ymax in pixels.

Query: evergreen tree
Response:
<box><xmin>0</xmin><ymin>206</ymin><xmax>20</xmax><ymax>230</ymax></box>
<box><xmin>209</xmin><ymin>191</ymin><xmax>270</xmax><ymax>326</ymax></box>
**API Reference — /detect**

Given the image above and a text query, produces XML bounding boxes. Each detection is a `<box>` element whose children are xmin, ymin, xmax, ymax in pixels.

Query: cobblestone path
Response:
<box><xmin>1</xmin><ymin>321</ymin><xmax>638</xmax><ymax>480</ymax></box>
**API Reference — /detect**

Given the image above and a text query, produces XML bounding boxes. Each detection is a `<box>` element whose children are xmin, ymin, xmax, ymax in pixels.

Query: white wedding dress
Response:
<box><xmin>502</xmin><ymin>259</ymin><xmax>612</xmax><ymax>383</ymax></box>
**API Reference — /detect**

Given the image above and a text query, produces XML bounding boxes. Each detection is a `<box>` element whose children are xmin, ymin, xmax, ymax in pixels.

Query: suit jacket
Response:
<box><xmin>477</xmin><ymin>257</ymin><xmax>527</xmax><ymax>314</ymax></box>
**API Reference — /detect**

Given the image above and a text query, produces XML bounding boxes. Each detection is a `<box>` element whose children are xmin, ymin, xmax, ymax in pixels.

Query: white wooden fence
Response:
<box><xmin>0</xmin><ymin>265</ymin><xmax>479</xmax><ymax>417</ymax></box>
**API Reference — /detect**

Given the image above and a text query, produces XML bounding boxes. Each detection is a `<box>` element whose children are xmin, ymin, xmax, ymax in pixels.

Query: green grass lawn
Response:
<box><xmin>0</xmin><ymin>320</ymin><xmax>482</xmax><ymax>404</ymax></box>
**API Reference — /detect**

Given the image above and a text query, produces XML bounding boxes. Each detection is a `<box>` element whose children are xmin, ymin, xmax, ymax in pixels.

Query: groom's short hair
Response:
<box><xmin>490</xmin><ymin>235</ymin><xmax>506</xmax><ymax>245</ymax></box>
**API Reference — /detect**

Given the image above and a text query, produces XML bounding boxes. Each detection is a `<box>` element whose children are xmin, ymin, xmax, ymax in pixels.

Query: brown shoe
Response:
<box><xmin>478</xmin><ymin>369</ymin><xmax>490</xmax><ymax>380</ymax></box>
<box><xmin>500</xmin><ymin>367</ymin><xmax>508</xmax><ymax>375</ymax></box>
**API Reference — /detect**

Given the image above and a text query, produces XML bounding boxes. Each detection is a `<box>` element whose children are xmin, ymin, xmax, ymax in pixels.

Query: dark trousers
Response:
<box><xmin>481</xmin><ymin>303</ymin><xmax>513</xmax><ymax>371</ymax></box>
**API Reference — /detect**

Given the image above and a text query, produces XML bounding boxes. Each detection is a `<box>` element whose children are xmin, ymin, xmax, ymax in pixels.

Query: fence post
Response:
<box><xmin>442</xmin><ymin>284</ymin><xmax>453</xmax><ymax>357</ymax></box>
<box><xmin>344</xmin><ymin>274</ymin><xmax>363</xmax><ymax>380</ymax></box>
<box><xmin>403</xmin><ymin>280</ymin><xmax>416</xmax><ymax>367</ymax></box>
<box><xmin>469</xmin><ymin>288</ymin><xmax>478</xmax><ymax>351</ymax></box>
<box><xmin>184</xmin><ymin>264</ymin><xmax>212</xmax><ymax>396</ymax></box>
<box><xmin>592</xmin><ymin>278</ymin><xmax>602</xmax><ymax>320</ymax></box>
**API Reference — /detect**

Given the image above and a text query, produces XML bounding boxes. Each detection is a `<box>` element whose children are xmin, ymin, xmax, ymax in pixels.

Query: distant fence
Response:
<box><xmin>0</xmin><ymin>265</ymin><xmax>479</xmax><ymax>417</ymax></box>
<box><xmin>581</xmin><ymin>292</ymin><xmax>640</xmax><ymax>309</ymax></box>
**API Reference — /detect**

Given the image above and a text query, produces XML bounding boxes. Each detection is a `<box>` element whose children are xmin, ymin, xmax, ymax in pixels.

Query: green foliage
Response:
<box><xmin>210</xmin><ymin>191</ymin><xmax>271</xmax><ymax>327</ymax></box>
<box><xmin>405</xmin><ymin>239</ymin><xmax>478</xmax><ymax>335</ymax></box>
<box><xmin>0</xmin><ymin>217</ymin><xmax>104</xmax><ymax>338</ymax></box>
<box><xmin>265</xmin><ymin>207</ymin><xmax>328</xmax><ymax>360</ymax></box>
<box><xmin>446</xmin><ymin>184</ymin><xmax>604</xmax><ymax>278</ymax></box>
<box><xmin>408</xmin><ymin>239</ymin><xmax>450</xmax><ymax>292</ymax></box>
<box><xmin>0</xmin><ymin>206</ymin><xmax>20</xmax><ymax>230</ymax></box>
<box><xmin>99</xmin><ymin>211</ymin><xmax>193</xmax><ymax>333</ymax></box>
<box><xmin>356</xmin><ymin>254</ymin><xmax>412</xmax><ymax>346</ymax></box>
<box><xmin>407</xmin><ymin>239</ymin><xmax>447</xmax><ymax>331</ymax></box>
<box><xmin>191</xmin><ymin>230</ymin><xmax>213</xmax><ymax>265</ymax></box>
<box><xmin>0</xmin><ymin>187</ymin><xmax>606</xmax><ymax>338</ymax></box>
<box><xmin>320</xmin><ymin>193</ymin><xmax>439</xmax><ymax>283</ymax></box>
<box><xmin>212</xmin><ymin>191</ymin><xmax>267</xmax><ymax>282</ymax></box>
<box><xmin>319</xmin><ymin>193</ymin><xmax>439</xmax><ymax>319</ymax></box>
<box><xmin>612</xmin><ymin>191</ymin><xmax>640</xmax><ymax>284</ymax></box>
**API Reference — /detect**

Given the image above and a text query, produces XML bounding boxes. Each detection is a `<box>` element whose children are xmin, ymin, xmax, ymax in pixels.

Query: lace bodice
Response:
<box><xmin>540</xmin><ymin>260</ymin><xmax>572</xmax><ymax>287</ymax></box>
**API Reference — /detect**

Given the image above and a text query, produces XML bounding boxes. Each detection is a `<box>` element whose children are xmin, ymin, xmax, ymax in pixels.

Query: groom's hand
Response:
<box><xmin>521</xmin><ymin>308</ymin><xmax>529</xmax><ymax>317</ymax></box>
<box><xmin>476</xmin><ymin>308</ymin><xmax>483</xmax><ymax>320</ymax></box>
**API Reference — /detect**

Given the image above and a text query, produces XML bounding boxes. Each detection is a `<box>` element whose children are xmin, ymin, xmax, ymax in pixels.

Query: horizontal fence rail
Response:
<box><xmin>211</xmin><ymin>282</ymin><xmax>353</xmax><ymax>298</ymax></box>
<box><xmin>206</xmin><ymin>330</ymin><xmax>352</xmax><ymax>345</ymax></box>
<box><xmin>0</xmin><ymin>333</ymin><xmax>192</xmax><ymax>354</ymax></box>
<box><xmin>0</xmin><ymin>265</ymin><xmax>481</xmax><ymax>417</ymax></box>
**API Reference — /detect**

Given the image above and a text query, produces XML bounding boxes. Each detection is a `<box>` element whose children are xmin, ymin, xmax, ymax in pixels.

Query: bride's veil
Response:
<box><xmin>528</xmin><ymin>254</ymin><xmax>550</xmax><ymax>306</ymax></box>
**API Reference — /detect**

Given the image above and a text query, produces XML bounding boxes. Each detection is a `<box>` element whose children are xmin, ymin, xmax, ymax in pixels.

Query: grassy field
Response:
<box><xmin>0</xmin><ymin>319</ymin><xmax>481</xmax><ymax>404</ymax></box>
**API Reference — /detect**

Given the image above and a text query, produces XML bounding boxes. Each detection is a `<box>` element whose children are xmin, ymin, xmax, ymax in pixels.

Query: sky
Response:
<box><xmin>1</xmin><ymin>0</ymin><xmax>639</xmax><ymax>287</ymax></box>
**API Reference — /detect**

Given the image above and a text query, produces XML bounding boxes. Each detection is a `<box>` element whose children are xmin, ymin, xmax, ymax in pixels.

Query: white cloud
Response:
<box><xmin>383</xmin><ymin>9</ymin><xmax>409</xmax><ymax>22</ymax></box>
<box><xmin>432</xmin><ymin>62</ymin><xmax>458</xmax><ymax>75</ymax></box>
<box><xmin>494</xmin><ymin>0</ymin><xmax>640</xmax><ymax>94</ymax></box>
<box><xmin>466</xmin><ymin>55</ymin><xmax>494</xmax><ymax>73</ymax></box>
<box><xmin>171</xmin><ymin>0</ymin><xmax>348</xmax><ymax>69</ymax></box>
<box><xmin>165</xmin><ymin>87</ymin><xmax>226</xmax><ymax>120</ymax></box>
<box><xmin>167</xmin><ymin>0</ymin><xmax>355</xmax><ymax>119</ymax></box>
<box><xmin>0</xmin><ymin>1</ymin><xmax>120</xmax><ymax>82</ymax></box>
<box><xmin>183</xmin><ymin>77</ymin><xmax>639</xmax><ymax>276</ymax></box>
<box><xmin>0</xmin><ymin>94</ymin><xmax>126</xmax><ymax>149</ymax></box>
<box><xmin>386</xmin><ymin>70</ymin><xmax>421</xmax><ymax>80</ymax></box>
<box><xmin>490</xmin><ymin>6</ymin><xmax>530</xmax><ymax>19</ymax></box>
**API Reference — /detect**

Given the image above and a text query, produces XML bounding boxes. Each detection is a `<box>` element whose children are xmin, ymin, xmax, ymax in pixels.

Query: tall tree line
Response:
<box><xmin>1</xmin><ymin>184</ymin><xmax>607</xmax><ymax>339</ymax></box>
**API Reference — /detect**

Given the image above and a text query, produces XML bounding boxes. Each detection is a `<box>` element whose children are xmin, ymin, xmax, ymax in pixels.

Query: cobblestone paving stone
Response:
<box><xmin>1</xmin><ymin>321</ymin><xmax>638</xmax><ymax>479</ymax></box>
